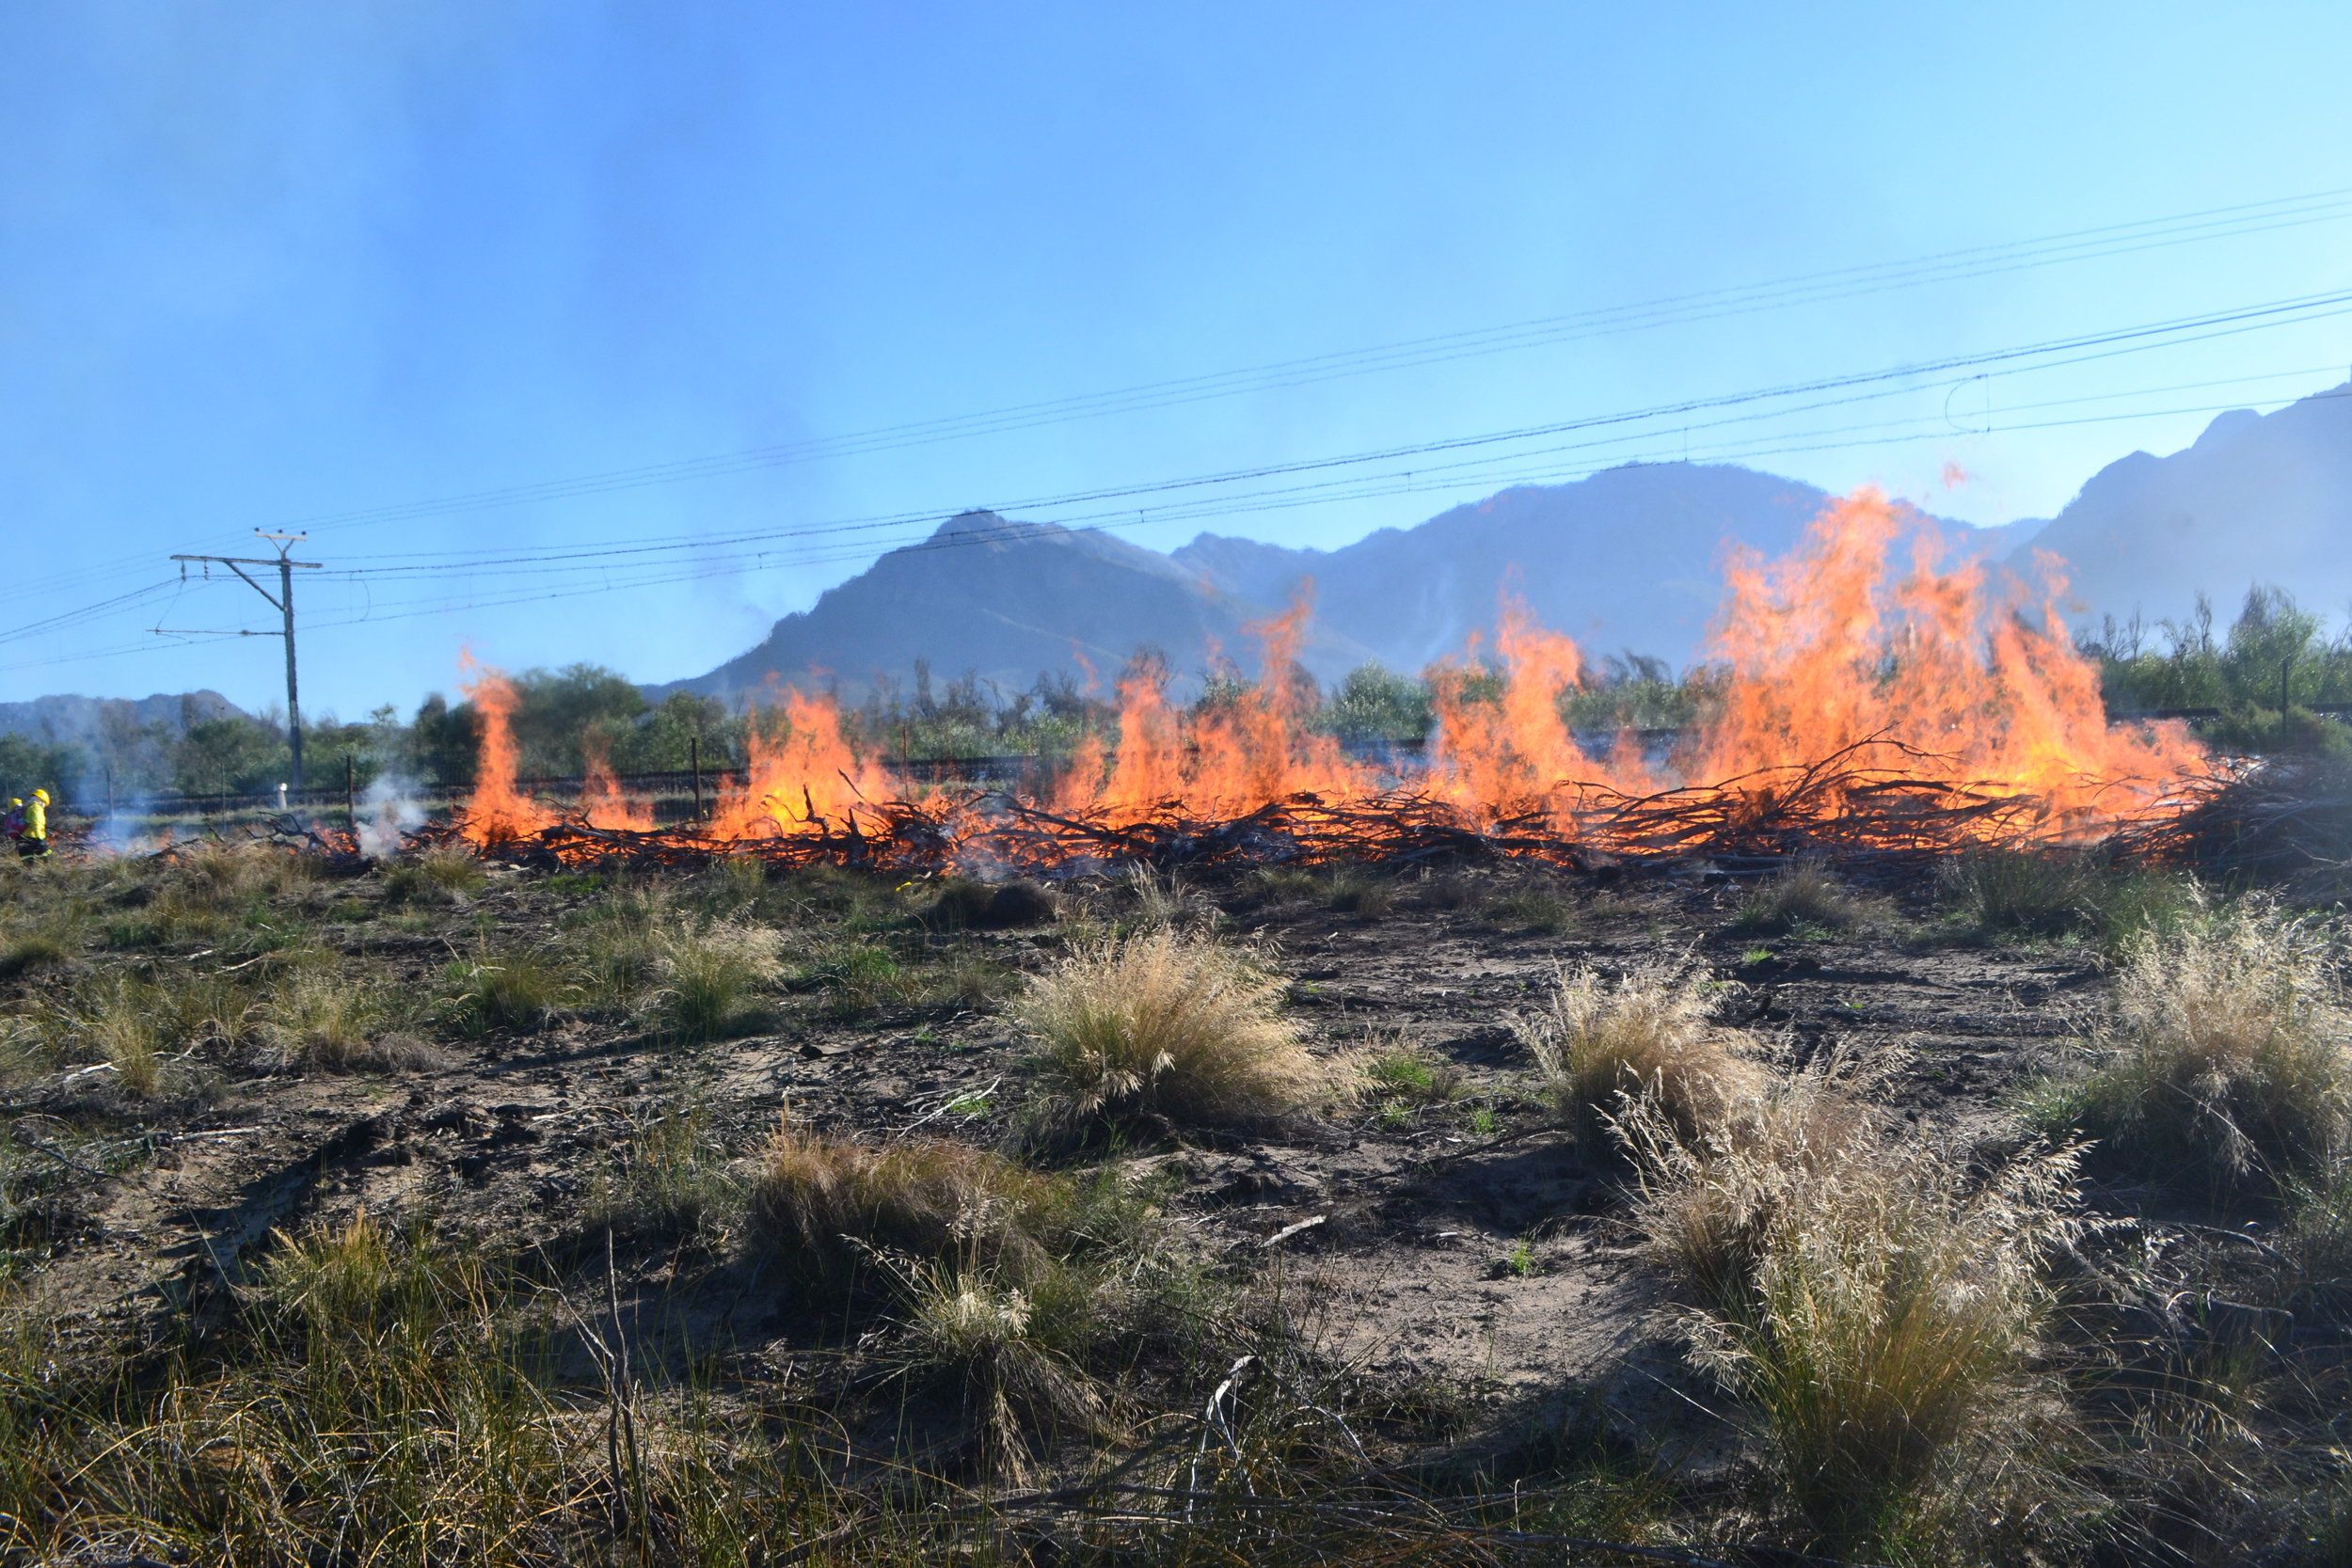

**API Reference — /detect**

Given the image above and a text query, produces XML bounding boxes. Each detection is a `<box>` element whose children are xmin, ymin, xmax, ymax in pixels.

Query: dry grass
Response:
<box><xmin>262</xmin><ymin>966</ymin><xmax>428</xmax><ymax>1072</ymax></box>
<box><xmin>586</xmin><ymin>1107</ymin><xmax>738</xmax><ymax>1244</ymax></box>
<box><xmin>1015</xmin><ymin>928</ymin><xmax>1323</xmax><ymax>1135</ymax></box>
<box><xmin>175</xmin><ymin>841</ymin><xmax>320</xmax><ymax>903</ymax></box>
<box><xmin>650</xmin><ymin>919</ymin><xmax>783</xmax><ymax>1042</ymax></box>
<box><xmin>440</xmin><ymin>945</ymin><xmax>571</xmax><ymax>1037</ymax></box>
<box><xmin>746</xmin><ymin>1113</ymin><xmax>1063</xmax><ymax>1285</ymax></box>
<box><xmin>1620</xmin><ymin>1070</ymin><xmax>2088</xmax><ymax>1547</ymax></box>
<box><xmin>381</xmin><ymin>847</ymin><xmax>487</xmax><ymax>905</ymax></box>
<box><xmin>1731</xmin><ymin>860</ymin><xmax>1865</xmax><ymax>936</ymax></box>
<box><xmin>1515</xmin><ymin>958</ymin><xmax>1764</xmax><ymax>1143</ymax></box>
<box><xmin>2059</xmin><ymin>899</ymin><xmax>2351</xmax><ymax>1189</ymax></box>
<box><xmin>68</xmin><ymin>975</ymin><xmax>169</xmax><ymax>1096</ymax></box>
<box><xmin>880</xmin><ymin>1258</ymin><xmax>1108</xmax><ymax>1478</ymax></box>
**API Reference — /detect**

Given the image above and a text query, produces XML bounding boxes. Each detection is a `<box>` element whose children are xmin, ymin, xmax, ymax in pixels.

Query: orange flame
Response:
<box><xmin>580</xmin><ymin>735</ymin><xmax>652</xmax><ymax>831</ymax></box>
<box><xmin>1685</xmin><ymin>488</ymin><xmax>2204</xmax><ymax>832</ymax></box>
<box><xmin>1055</xmin><ymin>594</ymin><xmax>1373</xmax><ymax>817</ymax></box>
<box><xmin>458</xmin><ymin>656</ymin><xmax>555</xmax><ymax>846</ymax></box>
<box><xmin>709</xmin><ymin>690</ymin><xmax>894</xmax><ymax>840</ymax></box>
<box><xmin>452</xmin><ymin>489</ymin><xmax>2216</xmax><ymax>864</ymax></box>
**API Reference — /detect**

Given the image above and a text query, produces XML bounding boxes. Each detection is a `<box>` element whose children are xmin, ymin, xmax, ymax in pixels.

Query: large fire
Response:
<box><xmin>453</xmin><ymin>489</ymin><xmax>2217</xmax><ymax>867</ymax></box>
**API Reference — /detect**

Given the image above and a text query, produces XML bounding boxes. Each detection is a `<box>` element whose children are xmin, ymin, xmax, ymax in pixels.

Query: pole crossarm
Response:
<box><xmin>166</xmin><ymin>532</ymin><xmax>323</xmax><ymax>790</ymax></box>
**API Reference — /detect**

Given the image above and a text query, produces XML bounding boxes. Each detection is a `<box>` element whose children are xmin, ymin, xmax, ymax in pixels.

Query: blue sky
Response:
<box><xmin>4</xmin><ymin>2</ymin><xmax>2350</xmax><ymax>717</ymax></box>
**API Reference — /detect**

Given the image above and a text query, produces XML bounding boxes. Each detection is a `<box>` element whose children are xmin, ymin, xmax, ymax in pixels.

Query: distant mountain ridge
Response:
<box><xmin>2010</xmin><ymin>379</ymin><xmax>2352</xmax><ymax>626</ymax></box>
<box><xmin>0</xmin><ymin>689</ymin><xmax>245</xmax><ymax>748</ymax></box>
<box><xmin>663</xmin><ymin>381</ymin><xmax>2348</xmax><ymax>703</ymax></box>
<box><xmin>664</xmin><ymin>462</ymin><xmax>2034</xmax><ymax>702</ymax></box>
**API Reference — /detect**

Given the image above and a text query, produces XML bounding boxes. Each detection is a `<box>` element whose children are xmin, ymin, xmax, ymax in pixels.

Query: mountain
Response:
<box><xmin>664</xmin><ymin>510</ymin><xmax>1384</xmax><ymax>702</ymax></box>
<box><xmin>0</xmin><ymin>689</ymin><xmax>245</xmax><ymax>749</ymax></box>
<box><xmin>664</xmin><ymin>382</ymin><xmax>2346</xmax><ymax>704</ymax></box>
<box><xmin>670</xmin><ymin>464</ymin><xmax>2030</xmax><ymax>701</ymax></box>
<box><xmin>2011</xmin><ymin>380</ymin><xmax>2352</xmax><ymax>626</ymax></box>
<box><xmin>1170</xmin><ymin>463</ymin><xmax>2024</xmax><ymax>673</ymax></box>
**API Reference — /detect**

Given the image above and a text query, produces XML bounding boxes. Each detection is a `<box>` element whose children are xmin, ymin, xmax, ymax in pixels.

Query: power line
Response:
<box><xmin>3</xmin><ymin>181</ymin><xmax>2347</xmax><ymax>623</ymax></box>
<box><xmin>263</xmin><ymin>384</ymin><xmax>2351</xmax><ymax>641</ymax></box>
<box><xmin>248</xmin><ymin>190</ymin><xmax>2352</xmax><ymax>539</ymax></box>
<box><xmin>165</xmin><ymin>534</ymin><xmax>324</xmax><ymax>788</ymax></box>
<box><xmin>304</xmin><ymin>287</ymin><xmax>2352</xmax><ymax>582</ymax></box>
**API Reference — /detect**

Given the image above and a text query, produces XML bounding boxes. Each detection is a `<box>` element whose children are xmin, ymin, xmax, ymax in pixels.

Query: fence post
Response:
<box><xmin>346</xmin><ymin>755</ymin><xmax>358</xmax><ymax>837</ymax></box>
<box><xmin>690</xmin><ymin>736</ymin><xmax>702</xmax><ymax>820</ymax></box>
<box><xmin>105</xmin><ymin>764</ymin><xmax>114</xmax><ymax>819</ymax></box>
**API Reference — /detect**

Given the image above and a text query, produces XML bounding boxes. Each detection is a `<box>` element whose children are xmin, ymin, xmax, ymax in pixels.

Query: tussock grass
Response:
<box><xmin>1482</xmin><ymin>885</ymin><xmax>1577</xmax><ymax>935</ymax></box>
<box><xmin>552</xmin><ymin>885</ymin><xmax>667</xmax><ymax>1017</ymax></box>
<box><xmin>1942</xmin><ymin>849</ymin><xmax>2201</xmax><ymax>953</ymax></box>
<box><xmin>1361</xmin><ymin>1037</ymin><xmax>1461</xmax><ymax>1106</ymax></box>
<box><xmin>1123</xmin><ymin>864</ymin><xmax>1220</xmax><ymax>929</ymax></box>
<box><xmin>0</xmin><ymin>923</ymin><xmax>79</xmax><ymax>980</ymax></box>
<box><xmin>650</xmin><ymin>919</ymin><xmax>782</xmax><ymax>1042</ymax></box>
<box><xmin>66</xmin><ymin>975</ymin><xmax>170</xmax><ymax>1096</ymax></box>
<box><xmin>1620</xmin><ymin>1071</ymin><xmax>2087</xmax><ymax>1548</ymax></box>
<box><xmin>587</xmin><ymin>1107</ymin><xmax>737</xmax><ymax>1244</ymax></box>
<box><xmin>800</xmin><ymin>939</ymin><xmax>911</xmax><ymax>1020</ymax></box>
<box><xmin>262</xmin><ymin>966</ymin><xmax>426</xmax><ymax>1071</ymax></box>
<box><xmin>747</xmin><ymin>1113</ymin><xmax>1064</xmax><ymax>1285</ymax></box>
<box><xmin>1317</xmin><ymin>867</ymin><xmax>1396</xmax><ymax>917</ymax></box>
<box><xmin>1515</xmin><ymin>958</ymin><xmax>1763</xmax><ymax>1143</ymax></box>
<box><xmin>1942</xmin><ymin>849</ymin><xmax>2099</xmax><ymax>937</ymax></box>
<box><xmin>174</xmin><ymin>841</ymin><xmax>320</xmax><ymax>909</ymax></box>
<box><xmin>921</xmin><ymin>877</ymin><xmax>1058</xmax><ymax>931</ymax></box>
<box><xmin>381</xmin><ymin>847</ymin><xmax>486</xmax><ymax>905</ymax></box>
<box><xmin>440</xmin><ymin>946</ymin><xmax>570</xmax><ymax>1037</ymax></box>
<box><xmin>1016</xmin><ymin>928</ymin><xmax>1323</xmax><ymax>1135</ymax></box>
<box><xmin>2056</xmin><ymin>900</ymin><xmax>2351</xmax><ymax>1191</ymax></box>
<box><xmin>1731</xmin><ymin>861</ymin><xmax>1864</xmax><ymax>936</ymax></box>
<box><xmin>882</xmin><ymin>1258</ymin><xmax>1107</xmax><ymax>1477</ymax></box>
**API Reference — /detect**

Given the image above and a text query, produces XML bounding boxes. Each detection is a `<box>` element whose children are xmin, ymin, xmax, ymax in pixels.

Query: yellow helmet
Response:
<box><xmin>31</xmin><ymin>788</ymin><xmax>48</xmax><ymax>804</ymax></box>
<box><xmin>6</xmin><ymin>800</ymin><xmax>16</xmax><ymax>809</ymax></box>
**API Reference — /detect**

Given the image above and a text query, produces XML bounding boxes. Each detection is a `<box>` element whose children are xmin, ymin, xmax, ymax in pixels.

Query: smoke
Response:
<box><xmin>91</xmin><ymin>794</ymin><xmax>167</xmax><ymax>856</ymax></box>
<box><xmin>358</xmin><ymin>773</ymin><xmax>426</xmax><ymax>857</ymax></box>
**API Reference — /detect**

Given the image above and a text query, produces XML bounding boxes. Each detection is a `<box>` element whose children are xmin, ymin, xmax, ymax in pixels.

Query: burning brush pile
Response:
<box><xmin>421</xmin><ymin>490</ymin><xmax>2227</xmax><ymax>877</ymax></box>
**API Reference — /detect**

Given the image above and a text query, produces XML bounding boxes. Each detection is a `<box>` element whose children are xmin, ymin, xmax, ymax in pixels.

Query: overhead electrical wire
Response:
<box><xmin>248</xmin><ymin>186</ymin><xmax>2352</xmax><ymax>537</ymax></box>
<box><xmin>3</xmin><ymin>182</ymin><xmax>2349</xmax><ymax>617</ymax></box>
<box><xmin>6</xmin><ymin>367</ymin><xmax>2334</xmax><ymax>680</ymax></box>
<box><xmin>260</xmin><ymin>383</ymin><xmax>2351</xmax><ymax>641</ymax></box>
<box><xmin>9</xmin><ymin>299</ymin><xmax>2346</xmax><ymax>665</ymax></box>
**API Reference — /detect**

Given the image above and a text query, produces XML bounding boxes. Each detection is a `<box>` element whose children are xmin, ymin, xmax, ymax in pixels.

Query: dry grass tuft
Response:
<box><xmin>650</xmin><ymin>919</ymin><xmax>783</xmax><ymax>1042</ymax></box>
<box><xmin>174</xmin><ymin>841</ymin><xmax>320</xmax><ymax>907</ymax></box>
<box><xmin>1515</xmin><ymin>958</ymin><xmax>1764</xmax><ymax>1143</ymax></box>
<box><xmin>1016</xmin><ymin>928</ymin><xmax>1323</xmax><ymax>1134</ymax></box>
<box><xmin>2062</xmin><ymin>899</ymin><xmax>2351</xmax><ymax>1189</ymax></box>
<box><xmin>1620</xmin><ymin>1069</ymin><xmax>2087</xmax><ymax>1547</ymax></box>
<box><xmin>746</xmin><ymin>1113</ymin><xmax>1060</xmax><ymax>1285</ymax></box>
<box><xmin>263</xmin><ymin>966</ymin><xmax>427</xmax><ymax>1071</ymax></box>
<box><xmin>1732</xmin><ymin>860</ymin><xmax>1864</xmax><ymax>935</ymax></box>
<box><xmin>70</xmin><ymin>975</ymin><xmax>169</xmax><ymax>1097</ymax></box>
<box><xmin>381</xmin><ymin>847</ymin><xmax>486</xmax><ymax>905</ymax></box>
<box><xmin>882</xmin><ymin>1258</ymin><xmax>1107</xmax><ymax>1478</ymax></box>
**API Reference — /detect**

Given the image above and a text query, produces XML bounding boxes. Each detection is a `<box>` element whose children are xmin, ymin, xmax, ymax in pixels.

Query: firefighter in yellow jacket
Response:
<box><xmin>18</xmin><ymin>788</ymin><xmax>50</xmax><ymax>858</ymax></box>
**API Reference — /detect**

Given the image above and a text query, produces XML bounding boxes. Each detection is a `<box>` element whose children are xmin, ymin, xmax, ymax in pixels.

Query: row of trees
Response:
<box><xmin>2082</xmin><ymin>586</ymin><xmax>2352</xmax><ymax>754</ymax></box>
<box><xmin>5</xmin><ymin>587</ymin><xmax>2343</xmax><ymax>811</ymax></box>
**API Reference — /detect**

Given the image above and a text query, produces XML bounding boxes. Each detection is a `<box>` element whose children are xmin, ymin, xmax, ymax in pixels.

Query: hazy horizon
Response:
<box><xmin>6</xmin><ymin>3</ymin><xmax>2351</xmax><ymax>715</ymax></box>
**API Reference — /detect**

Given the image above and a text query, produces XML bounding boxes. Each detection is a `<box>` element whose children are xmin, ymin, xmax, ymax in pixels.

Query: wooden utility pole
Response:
<box><xmin>167</xmin><ymin>531</ymin><xmax>324</xmax><ymax>790</ymax></box>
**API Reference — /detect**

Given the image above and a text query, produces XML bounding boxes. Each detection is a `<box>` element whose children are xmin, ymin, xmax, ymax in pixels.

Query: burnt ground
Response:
<box><xmin>3</xmin><ymin>864</ymin><xmax>2095</xmax><ymax>1381</ymax></box>
<box><xmin>2</xmin><ymin>845</ymin><xmax>2341</xmax><ymax>1562</ymax></box>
